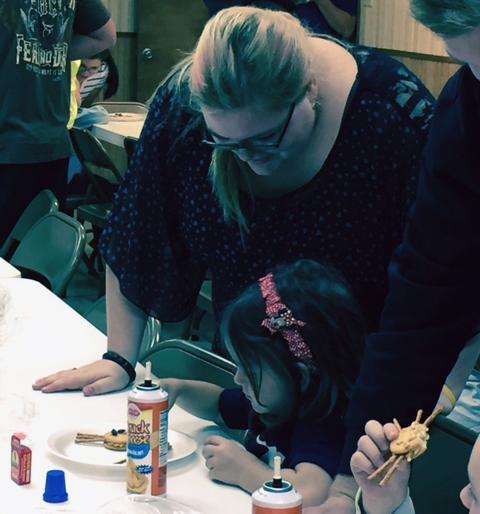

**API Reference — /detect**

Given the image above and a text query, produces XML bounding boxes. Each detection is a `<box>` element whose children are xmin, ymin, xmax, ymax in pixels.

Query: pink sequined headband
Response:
<box><xmin>258</xmin><ymin>273</ymin><xmax>313</xmax><ymax>361</ymax></box>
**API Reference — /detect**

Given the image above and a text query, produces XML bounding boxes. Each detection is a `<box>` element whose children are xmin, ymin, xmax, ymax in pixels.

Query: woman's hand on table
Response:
<box><xmin>32</xmin><ymin>359</ymin><xmax>130</xmax><ymax>395</ymax></box>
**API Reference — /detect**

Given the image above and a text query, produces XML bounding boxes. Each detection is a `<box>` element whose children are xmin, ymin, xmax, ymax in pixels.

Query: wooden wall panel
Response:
<box><xmin>109</xmin><ymin>34</ymin><xmax>138</xmax><ymax>102</ymax></box>
<box><xmin>359</xmin><ymin>0</ymin><xmax>448</xmax><ymax>57</ymax></box>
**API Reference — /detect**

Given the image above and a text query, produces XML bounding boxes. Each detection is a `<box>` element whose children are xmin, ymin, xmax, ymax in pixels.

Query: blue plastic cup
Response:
<box><xmin>43</xmin><ymin>469</ymin><xmax>69</xmax><ymax>503</ymax></box>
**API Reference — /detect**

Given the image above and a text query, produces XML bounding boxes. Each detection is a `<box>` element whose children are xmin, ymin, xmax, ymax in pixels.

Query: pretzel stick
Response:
<box><xmin>75</xmin><ymin>433</ymin><xmax>105</xmax><ymax>442</ymax></box>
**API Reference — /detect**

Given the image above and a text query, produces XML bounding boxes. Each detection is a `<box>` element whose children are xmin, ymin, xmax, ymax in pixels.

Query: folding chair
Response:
<box><xmin>139</xmin><ymin>339</ymin><xmax>237</xmax><ymax>389</ymax></box>
<box><xmin>0</xmin><ymin>189</ymin><xmax>58</xmax><ymax>260</ymax></box>
<box><xmin>191</xmin><ymin>279</ymin><xmax>215</xmax><ymax>345</ymax></box>
<box><xmin>83</xmin><ymin>298</ymin><xmax>161</xmax><ymax>353</ymax></box>
<box><xmin>10</xmin><ymin>212</ymin><xmax>86</xmax><ymax>297</ymax></box>
<box><xmin>409</xmin><ymin>415</ymin><xmax>476</xmax><ymax>514</ymax></box>
<box><xmin>70</xmin><ymin>128</ymin><xmax>123</xmax><ymax>206</ymax></box>
<box><xmin>70</xmin><ymin>128</ymin><xmax>123</xmax><ymax>273</ymax></box>
<box><xmin>123</xmin><ymin>136</ymin><xmax>138</xmax><ymax>164</ymax></box>
<box><xmin>83</xmin><ymin>295</ymin><xmax>107</xmax><ymax>334</ymax></box>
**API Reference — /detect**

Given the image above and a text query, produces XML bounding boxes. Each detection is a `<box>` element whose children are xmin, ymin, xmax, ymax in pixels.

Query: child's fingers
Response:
<box><xmin>356</xmin><ymin>434</ymin><xmax>386</xmax><ymax>468</ymax></box>
<box><xmin>202</xmin><ymin>443</ymin><xmax>216</xmax><ymax>460</ymax></box>
<box><xmin>365</xmin><ymin>420</ymin><xmax>390</xmax><ymax>453</ymax></box>
<box><xmin>350</xmin><ymin>450</ymin><xmax>376</xmax><ymax>476</ymax></box>
<box><xmin>204</xmin><ymin>455</ymin><xmax>215</xmax><ymax>470</ymax></box>
<box><xmin>204</xmin><ymin>435</ymin><xmax>225</xmax><ymax>446</ymax></box>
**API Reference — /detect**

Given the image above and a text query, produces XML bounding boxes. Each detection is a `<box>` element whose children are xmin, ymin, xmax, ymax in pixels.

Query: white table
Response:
<box><xmin>0</xmin><ymin>279</ymin><xmax>250</xmax><ymax>513</ymax></box>
<box><xmin>0</xmin><ymin>257</ymin><xmax>21</xmax><ymax>278</ymax></box>
<box><xmin>92</xmin><ymin>118</ymin><xmax>145</xmax><ymax>148</ymax></box>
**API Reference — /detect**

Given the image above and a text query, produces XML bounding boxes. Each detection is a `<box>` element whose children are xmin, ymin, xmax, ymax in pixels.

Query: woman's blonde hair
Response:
<box><xmin>172</xmin><ymin>7</ymin><xmax>315</xmax><ymax>231</ymax></box>
<box><xmin>411</xmin><ymin>0</ymin><xmax>480</xmax><ymax>37</ymax></box>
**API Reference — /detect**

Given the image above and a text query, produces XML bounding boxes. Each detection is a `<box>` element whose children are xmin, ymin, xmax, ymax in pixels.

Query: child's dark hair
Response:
<box><xmin>221</xmin><ymin>259</ymin><xmax>365</xmax><ymax>422</ymax></box>
<box><xmin>91</xmin><ymin>49</ymin><xmax>119</xmax><ymax>99</ymax></box>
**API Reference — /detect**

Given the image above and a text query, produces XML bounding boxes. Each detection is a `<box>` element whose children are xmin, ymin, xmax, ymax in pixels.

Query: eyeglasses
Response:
<box><xmin>201</xmin><ymin>102</ymin><xmax>296</xmax><ymax>152</ymax></box>
<box><xmin>79</xmin><ymin>65</ymin><xmax>102</xmax><ymax>74</ymax></box>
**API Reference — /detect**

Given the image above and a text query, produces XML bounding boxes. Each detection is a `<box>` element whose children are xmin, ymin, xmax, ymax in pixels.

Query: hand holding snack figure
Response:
<box><xmin>351</xmin><ymin>420</ymin><xmax>410</xmax><ymax>514</ymax></box>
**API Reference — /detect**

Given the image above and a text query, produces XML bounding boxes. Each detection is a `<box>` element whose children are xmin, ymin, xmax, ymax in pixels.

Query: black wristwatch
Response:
<box><xmin>102</xmin><ymin>350</ymin><xmax>136</xmax><ymax>384</ymax></box>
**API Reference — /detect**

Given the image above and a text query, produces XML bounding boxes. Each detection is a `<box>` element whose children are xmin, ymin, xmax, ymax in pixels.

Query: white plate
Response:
<box><xmin>97</xmin><ymin>495</ymin><xmax>202</xmax><ymax>514</ymax></box>
<box><xmin>47</xmin><ymin>428</ymin><xmax>197</xmax><ymax>471</ymax></box>
<box><xmin>108</xmin><ymin>112</ymin><xmax>145</xmax><ymax>122</ymax></box>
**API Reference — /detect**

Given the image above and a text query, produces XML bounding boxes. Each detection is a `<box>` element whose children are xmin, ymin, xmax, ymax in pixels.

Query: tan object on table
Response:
<box><xmin>75</xmin><ymin>429</ymin><xmax>127</xmax><ymax>451</ymax></box>
<box><xmin>368</xmin><ymin>408</ymin><xmax>443</xmax><ymax>486</ymax></box>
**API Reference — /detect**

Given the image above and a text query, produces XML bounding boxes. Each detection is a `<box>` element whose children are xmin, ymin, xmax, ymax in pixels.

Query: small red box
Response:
<box><xmin>11</xmin><ymin>433</ymin><xmax>32</xmax><ymax>485</ymax></box>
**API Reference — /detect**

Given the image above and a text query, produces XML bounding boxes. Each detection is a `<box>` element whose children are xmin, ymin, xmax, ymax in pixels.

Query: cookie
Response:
<box><xmin>103</xmin><ymin>429</ymin><xmax>127</xmax><ymax>451</ymax></box>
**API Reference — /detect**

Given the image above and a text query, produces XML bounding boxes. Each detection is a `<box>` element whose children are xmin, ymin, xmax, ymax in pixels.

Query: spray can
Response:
<box><xmin>252</xmin><ymin>456</ymin><xmax>303</xmax><ymax>513</ymax></box>
<box><xmin>127</xmin><ymin>362</ymin><xmax>168</xmax><ymax>496</ymax></box>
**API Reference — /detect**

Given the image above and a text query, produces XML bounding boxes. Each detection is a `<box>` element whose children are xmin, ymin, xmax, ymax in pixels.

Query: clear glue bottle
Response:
<box><xmin>252</xmin><ymin>456</ymin><xmax>303</xmax><ymax>513</ymax></box>
<box><xmin>127</xmin><ymin>361</ymin><xmax>168</xmax><ymax>496</ymax></box>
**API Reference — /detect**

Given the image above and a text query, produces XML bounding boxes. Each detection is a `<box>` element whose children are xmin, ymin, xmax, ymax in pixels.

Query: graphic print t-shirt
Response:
<box><xmin>0</xmin><ymin>0</ymin><xmax>110</xmax><ymax>164</ymax></box>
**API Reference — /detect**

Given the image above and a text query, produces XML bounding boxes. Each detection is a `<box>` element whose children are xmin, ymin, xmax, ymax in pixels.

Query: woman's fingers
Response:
<box><xmin>32</xmin><ymin>370</ymin><xmax>71</xmax><ymax>390</ymax></box>
<box><xmin>32</xmin><ymin>360</ymin><xmax>128</xmax><ymax>395</ymax></box>
<box><xmin>33</xmin><ymin>369</ymin><xmax>84</xmax><ymax>392</ymax></box>
<box><xmin>83</xmin><ymin>375</ymin><xmax>127</xmax><ymax>396</ymax></box>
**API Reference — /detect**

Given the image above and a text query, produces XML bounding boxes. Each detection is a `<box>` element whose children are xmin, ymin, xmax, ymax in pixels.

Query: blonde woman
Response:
<box><xmin>34</xmin><ymin>6</ymin><xmax>433</xmax><ymax>507</ymax></box>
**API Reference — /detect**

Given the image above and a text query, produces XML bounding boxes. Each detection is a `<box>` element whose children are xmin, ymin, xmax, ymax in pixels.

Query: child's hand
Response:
<box><xmin>202</xmin><ymin>435</ymin><xmax>258</xmax><ymax>486</ymax></box>
<box><xmin>302</xmin><ymin>496</ymin><xmax>355</xmax><ymax>513</ymax></box>
<box><xmin>351</xmin><ymin>420</ymin><xmax>410</xmax><ymax>514</ymax></box>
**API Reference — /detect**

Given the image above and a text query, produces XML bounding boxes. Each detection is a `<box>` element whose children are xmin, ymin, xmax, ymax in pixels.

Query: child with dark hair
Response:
<box><xmin>161</xmin><ymin>259</ymin><xmax>365</xmax><ymax>506</ymax></box>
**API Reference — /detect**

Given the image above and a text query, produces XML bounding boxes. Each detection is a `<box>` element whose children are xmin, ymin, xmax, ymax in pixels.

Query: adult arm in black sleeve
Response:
<box><xmin>339</xmin><ymin>66</ymin><xmax>480</xmax><ymax>475</ymax></box>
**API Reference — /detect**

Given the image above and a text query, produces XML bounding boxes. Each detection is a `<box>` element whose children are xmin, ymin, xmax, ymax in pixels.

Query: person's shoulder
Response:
<box><xmin>148</xmin><ymin>69</ymin><xmax>194</xmax><ymax>120</ymax></box>
<box><xmin>73</xmin><ymin>0</ymin><xmax>111</xmax><ymax>36</ymax></box>
<box><xmin>351</xmin><ymin>44</ymin><xmax>433</xmax><ymax>101</ymax></box>
<box><xmin>437</xmin><ymin>65</ymin><xmax>475</xmax><ymax>107</ymax></box>
<box><xmin>425</xmin><ymin>66</ymin><xmax>478</xmax><ymax>161</ymax></box>
<box><xmin>349</xmin><ymin>44</ymin><xmax>434</xmax><ymax>129</ymax></box>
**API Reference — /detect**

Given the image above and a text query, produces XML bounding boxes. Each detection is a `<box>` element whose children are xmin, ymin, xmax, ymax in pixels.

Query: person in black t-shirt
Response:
<box><xmin>0</xmin><ymin>0</ymin><xmax>116</xmax><ymax>246</ymax></box>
